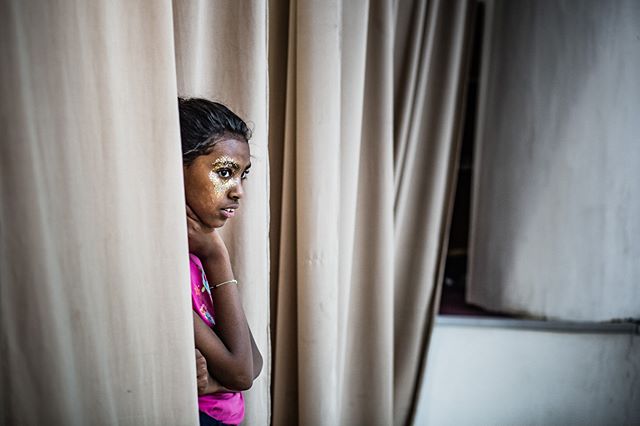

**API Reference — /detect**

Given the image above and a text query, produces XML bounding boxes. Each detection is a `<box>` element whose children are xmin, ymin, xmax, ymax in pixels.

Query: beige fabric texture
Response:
<box><xmin>468</xmin><ymin>0</ymin><xmax>640</xmax><ymax>321</ymax></box>
<box><xmin>393</xmin><ymin>0</ymin><xmax>473</xmax><ymax>422</ymax></box>
<box><xmin>172</xmin><ymin>1</ymin><xmax>272</xmax><ymax>424</ymax></box>
<box><xmin>1</xmin><ymin>0</ymin><xmax>472</xmax><ymax>424</ymax></box>
<box><xmin>269</xmin><ymin>0</ymin><xmax>472</xmax><ymax>424</ymax></box>
<box><xmin>1</xmin><ymin>1</ymin><xmax>198</xmax><ymax>424</ymax></box>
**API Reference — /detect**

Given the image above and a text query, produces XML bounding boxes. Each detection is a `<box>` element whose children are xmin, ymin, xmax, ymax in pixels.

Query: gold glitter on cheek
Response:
<box><xmin>208</xmin><ymin>170</ymin><xmax>236</xmax><ymax>204</ymax></box>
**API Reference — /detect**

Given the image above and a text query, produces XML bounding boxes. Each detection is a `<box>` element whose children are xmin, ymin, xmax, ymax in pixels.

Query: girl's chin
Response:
<box><xmin>197</xmin><ymin>216</ymin><xmax>222</xmax><ymax>231</ymax></box>
<box><xmin>199</xmin><ymin>209</ymin><xmax>231</xmax><ymax>229</ymax></box>
<box><xmin>208</xmin><ymin>216</ymin><xmax>228</xmax><ymax>229</ymax></box>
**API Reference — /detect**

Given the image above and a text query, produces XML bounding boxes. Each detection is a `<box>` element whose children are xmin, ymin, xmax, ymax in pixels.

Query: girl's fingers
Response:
<box><xmin>186</xmin><ymin>204</ymin><xmax>206</xmax><ymax>225</ymax></box>
<box><xmin>186</xmin><ymin>204</ymin><xmax>211</xmax><ymax>234</ymax></box>
<box><xmin>195</xmin><ymin>350</ymin><xmax>208</xmax><ymax>378</ymax></box>
<box><xmin>186</xmin><ymin>214</ymin><xmax>198</xmax><ymax>231</ymax></box>
<box><xmin>186</xmin><ymin>204</ymin><xmax>197</xmax><ymax>220</ymax></box>
<box><xmin>186</xmin><ymin>206</ymin><xmax>204</xmax><ymax>235</ymax></box>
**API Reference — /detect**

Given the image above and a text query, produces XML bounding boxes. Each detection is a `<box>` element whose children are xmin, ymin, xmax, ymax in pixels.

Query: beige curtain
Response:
<box><xmin>393</xmin><ymin>0</ymin><xmax>473</xmax><ymax>422</ymax></box>
<box><xmin>468</xmin><ymin>0</ymin><xmax>640</xmax><ymax>321</ymax></box>
<box><xmin>172</xmin><ymin>2</ymin><xmax>272</xmax><ymax>424</ymax></box>
<box><xmin>1</xmin><ymin>1</ymin><xmax>198</xmax><ymax>424</ymax></box>
<box><xmin>2</xmin><ymin>0</ymin><xmax>472</xmax><ymax>424</ymax></box>
<box><xmin>269</xmin><ymin>0</ymin><xmax>473</xmax><ymax>424</ymax></box>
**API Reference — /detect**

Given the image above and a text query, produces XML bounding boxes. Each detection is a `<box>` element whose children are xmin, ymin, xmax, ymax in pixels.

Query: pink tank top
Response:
<box><xmin>190</xmin><ymin>254</ymin><xmax>245</xmax><ymax>425</ymax></box>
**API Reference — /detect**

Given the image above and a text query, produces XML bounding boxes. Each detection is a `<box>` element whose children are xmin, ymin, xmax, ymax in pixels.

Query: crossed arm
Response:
<box><xmin>187</xmin><ymin>206</ymin><xmax>262</xmax><ymax>394</ymax></box>
<box><xmin>189</xmin><ymin>236</ymin><xmax>262</xmax><ymax>394</ymax></box>
<box><xmin>194</xmin><ymin>309</ymin><xmax>262</xmax><ymax>393</ymax></box>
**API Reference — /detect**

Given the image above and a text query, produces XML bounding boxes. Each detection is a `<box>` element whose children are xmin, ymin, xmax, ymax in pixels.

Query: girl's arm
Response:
<box><xmin>194</xmin><ymin>313</ymin><xmax>263</xmax><ymax>390</ymax></box>
<box><xmin>188</xmin><ymin>207</ymin><xmax>260</xmax><ymax>390</ymax></box>
<box><xmin>250</xmin><ymin>329</ymin><xmax>263</xmax><ymax>380</ymax></box>
<box><xmin>192</xmin><ymin>254</ymin><xmax>254</xmax><ymax>390</ymax></box>
<box><xmin>193</xmin><ymin>312</ymin><xmax>263</xmax><ymax>395</ymax></box>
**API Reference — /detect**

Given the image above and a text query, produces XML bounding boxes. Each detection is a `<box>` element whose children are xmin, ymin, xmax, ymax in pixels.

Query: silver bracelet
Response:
<box><xmin>213</xmin><ymin>279</ymin><xmax>238</xmax><ymax>289</ymax></box>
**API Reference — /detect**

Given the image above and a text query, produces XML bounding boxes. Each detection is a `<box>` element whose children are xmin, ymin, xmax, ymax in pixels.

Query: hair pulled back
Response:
<box><xmin>178</xmin><ymin>97</ymin><xmax>251</xmax><ymax>165</ymax></box>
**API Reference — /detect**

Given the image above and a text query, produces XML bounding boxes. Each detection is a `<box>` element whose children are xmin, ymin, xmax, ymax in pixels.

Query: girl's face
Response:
<box><xmin>183</xmin><ymin>136</ymin><xmax>251</xmax><ymax>229</ymax></box>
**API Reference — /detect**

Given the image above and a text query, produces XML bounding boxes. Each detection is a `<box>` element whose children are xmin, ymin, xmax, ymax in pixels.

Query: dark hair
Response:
<box><xmin>178</xmin><ymin>97</ymin><xmax>251</xmax><ymax>165</ymax></box>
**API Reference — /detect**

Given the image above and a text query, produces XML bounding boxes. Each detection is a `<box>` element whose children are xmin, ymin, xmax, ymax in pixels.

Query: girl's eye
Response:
<box><xmin>217</xmin><ymin>169</ymin><xmax>232</xmax><ymax>179</ymax></box>
<box><xmin>241</xmin><ymin>169</ymin><xmax>250</xmax><ymax>180</ymax></box>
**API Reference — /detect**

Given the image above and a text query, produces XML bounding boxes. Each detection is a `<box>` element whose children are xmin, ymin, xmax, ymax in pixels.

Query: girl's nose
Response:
<box><xmin>229</xmin><ymin>180</ymin><xmax>244</xmax><ymax>200</ymax></box>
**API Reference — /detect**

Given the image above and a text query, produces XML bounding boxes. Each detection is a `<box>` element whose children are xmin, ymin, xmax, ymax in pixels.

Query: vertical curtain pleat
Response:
<box><xmin>172</xmin><ymin>1</ymin><xmax>272</xmax><ymax>424</ymax></box>
<box><xmin>269</xmin><ymin>0</ymin><xmax>301</xmax><ymax>421</ymax></box>
<box><xmin>269</xmin><ymin>0</ymin><xmax>394</xmax><ymax>423</ymax></box>
<box><xmin>1</xmin><ymin>1</ymin><xmax>197</xmax><ymax>424</ymax></box>
<box><xmin>393</xmin><ymin>1</ymin><xmax>473</xmax><ymax>423</ymax></box>
<box><xmin>294</xmin><ymin>2</ymin><xmax>342</xmax><ymax>424</ymax></box>
<box><xmin>270</xmin><ymin>0</ymin><xmax>473</xmax><ymax>424</ymax></box>
<box><xmin>339</xmin><ymin>0</ymin><xmax>396</xmax><ymax>424</ymax></box>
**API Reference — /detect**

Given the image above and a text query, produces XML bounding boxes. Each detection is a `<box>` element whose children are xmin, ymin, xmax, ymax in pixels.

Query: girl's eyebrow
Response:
<box><xmin>212</xmin><ymin>157</ymin><xmax>241</xmax><ymax>170</ymax></box>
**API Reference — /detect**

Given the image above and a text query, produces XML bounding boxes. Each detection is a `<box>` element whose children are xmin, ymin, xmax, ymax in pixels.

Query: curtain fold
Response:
<box><xmin>1</xmin><ymin>1</ymin><xmax>473</xmax><ymax>424</ymax></box>
<box><xmin>393</xmin><ymin>1</ymin><xmax>473</xmax><ymax>422</ymax></box>
<box><xmin>338</xmin><ymin>0</ymin><xmax>396</xmax><ymax>423</ymax></box>
<box><xmin>1</xmin><ymin>1</ymin><xmax>197</xmax><ymax>424</ymax></box>
<box><xmin>269</xmin><ymin>0</ymin><xmax>473</xmax><ymax>424</ymax></box>
<box><xmin>172</xmin><ymin>1</ymin><xmax>272</xmax><ymax>424</ymax></box>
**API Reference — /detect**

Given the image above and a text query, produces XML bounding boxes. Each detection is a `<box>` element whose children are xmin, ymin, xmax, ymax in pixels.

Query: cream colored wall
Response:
<box><xmin>414</xmin><ymin>322</ymin><xmax>640</xmax><ymax>425</ymax></box>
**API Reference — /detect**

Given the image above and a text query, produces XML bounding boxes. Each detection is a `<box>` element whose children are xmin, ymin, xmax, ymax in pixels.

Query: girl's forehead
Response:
<box><xmin>208</xmin><ymin>138</ymin><xmax>250</xmax><ymax>165</ymax></box>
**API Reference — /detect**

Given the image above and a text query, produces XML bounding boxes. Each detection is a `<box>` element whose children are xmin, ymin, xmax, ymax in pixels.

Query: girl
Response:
<box><xmin>178</xmin><ymin>97</ymin><xmax>263</xmax><ymax>426</ymax></box>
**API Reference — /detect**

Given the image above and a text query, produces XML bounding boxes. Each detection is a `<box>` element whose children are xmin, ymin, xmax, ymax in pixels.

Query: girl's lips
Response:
<box><xmin>221</xmin><ymin>208</ymin><xmax>236</xmax><ymax>219</ymax></box>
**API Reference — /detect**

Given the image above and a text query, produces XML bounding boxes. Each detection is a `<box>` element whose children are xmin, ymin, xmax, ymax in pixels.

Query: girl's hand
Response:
<box><xmin>186</xmin><ymin>205</ymin><xmax>229</xmax><ymax>261</ymax></box>
<box><xmin>196</xmin><ymin>348</ymin><xmax>209</xmax><ymax>394</ymax></box>
<box><xmin>196</xmin><ymin>348</ymin><xmax>229</xmax><ymax>395</ymax></box>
